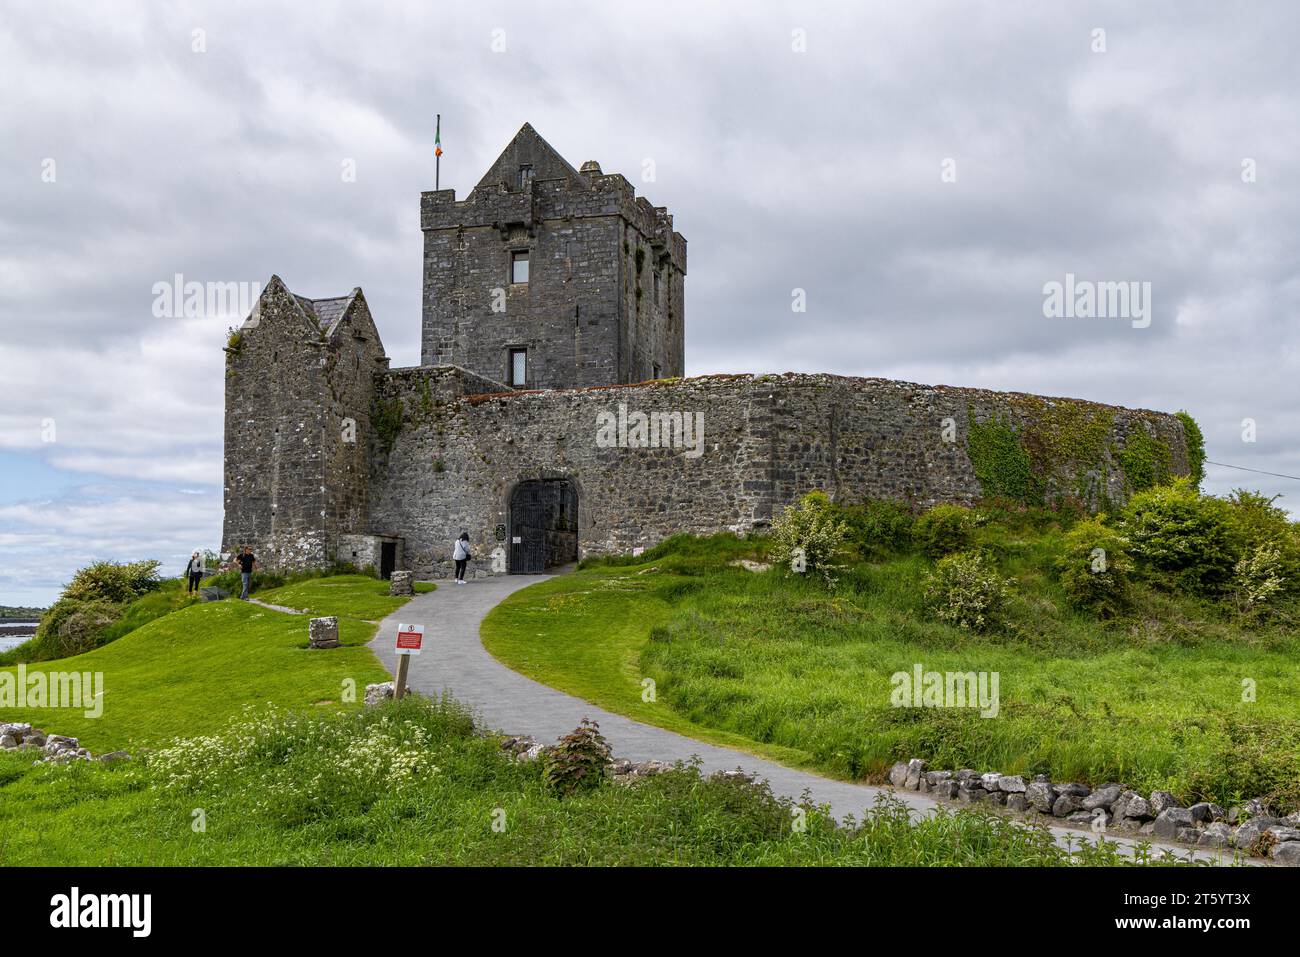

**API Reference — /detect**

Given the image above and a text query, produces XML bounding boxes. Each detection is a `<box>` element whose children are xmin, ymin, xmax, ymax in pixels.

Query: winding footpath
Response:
<box><xmin>369</xmin><ymin>574</ymin><xmax>1249</xmax><ymax>865</ymax></box>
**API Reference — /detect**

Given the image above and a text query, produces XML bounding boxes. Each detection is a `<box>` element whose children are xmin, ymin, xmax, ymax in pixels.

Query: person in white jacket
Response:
<box><xmin>452</xmin><ymin>533</ymin><xmax>471</xmax><ymax>584</ymax></box>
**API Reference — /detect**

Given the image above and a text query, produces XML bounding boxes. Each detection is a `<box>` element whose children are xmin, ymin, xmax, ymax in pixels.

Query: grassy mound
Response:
<box><xmin>0</xmin><ymin>576</ymin><xmax>408</xmax><ymax>751</ymax></box>
<box><xmin>483</xmin><ymin>508</ymin><xmax>1300</xmax><ymax>811</ymax></box>
<box><xmin>0</xmin><ymin>696</ymin><xmax>1157</xmax><ymax>866</ymax></box>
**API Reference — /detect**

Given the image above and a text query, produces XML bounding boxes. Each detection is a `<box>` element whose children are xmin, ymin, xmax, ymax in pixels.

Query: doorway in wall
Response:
<box><xmin>508</xmin><ymin>479</ymin><xmax>578</xmax><ymax>573</ymax></box>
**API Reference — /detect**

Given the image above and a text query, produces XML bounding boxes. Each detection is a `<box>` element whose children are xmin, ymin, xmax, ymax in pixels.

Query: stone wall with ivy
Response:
<box><xmin>362</xmin><ymin>370</ymin><xmax>1196</xmax><ymax>578</ymax></box>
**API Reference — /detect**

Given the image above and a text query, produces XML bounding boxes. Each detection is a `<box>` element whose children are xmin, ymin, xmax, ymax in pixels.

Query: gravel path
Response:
<box><xmin>369</xmin><ymin>573</ymin><xmax>1249</xmax><ymax>865</ymax></box>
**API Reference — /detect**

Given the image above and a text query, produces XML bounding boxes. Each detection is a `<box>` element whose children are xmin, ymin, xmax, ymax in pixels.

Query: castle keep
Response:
<box><xmin>223</xmin><ymin>124</ymin><xmax>1194</xmax><ymax>578</ymax></box>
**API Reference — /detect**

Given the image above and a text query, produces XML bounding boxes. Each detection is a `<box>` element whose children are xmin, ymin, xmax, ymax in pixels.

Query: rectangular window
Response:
<box><xmin>652</xmin><ymin>363</ymin><xmax>661</xmax><ymax>379</ymax></box>
<box><xmin>509</xmin><ymin>349</ymin><xmax>527</xmax><ymax>387</ymax></box>
<box><xmin>511</xmin><ymin>250</ymin><xmax>529</xmax><ymax>284</ymax></box>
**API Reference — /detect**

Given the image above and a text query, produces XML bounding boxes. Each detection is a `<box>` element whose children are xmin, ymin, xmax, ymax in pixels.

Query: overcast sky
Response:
<box><xmin>2</xmin><ymin>1</ymin><xmax>1298</xmax><ymax>605</ymax></box>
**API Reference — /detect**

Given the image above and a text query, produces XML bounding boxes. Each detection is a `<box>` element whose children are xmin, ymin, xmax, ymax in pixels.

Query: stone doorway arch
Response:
<box><xmin>508</xmin><ymin>478</ymin><xmax>579</xmax><ymax>573</ymax></box>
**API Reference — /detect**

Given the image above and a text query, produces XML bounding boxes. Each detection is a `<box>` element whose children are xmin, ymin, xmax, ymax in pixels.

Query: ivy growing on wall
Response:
<box><xmin>1117</xmin><ymin>427</ymin><xmax>1172</xmax><ymax>493</ymax></box>
<box><xmin>966</xmin><ymin>411</ymin><xmax>1038</xmax><ymax>504</ymax></box>
<box><xmin>372</xmin><ymin>396</ymin><xmax>405</xmax><ymax>455</ymax></box>
<box><xmin>1174</xmin><ymin>411</ymin><xmax>1206</xmax><ymax>487</ymax></box>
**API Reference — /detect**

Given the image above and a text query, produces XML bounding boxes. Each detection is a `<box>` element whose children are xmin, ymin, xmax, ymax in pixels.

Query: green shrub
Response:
<box><xmin>21</xmin><ymin>560</ymin><xmax>164</xmax><ymax>662</ymax></box>
<box><xmin>1223</xmin><ymin>490</ymin><xmax>1300</xmax><ymax>593</ymax></box>
<box><xmin>542</xmin><ymin>719</ymin><xmax>612</xmax><ymax>797</ymax></box>
<box><xmin>769</xmin><ymin>491</ymin><xmax>849</xmax><ymax>585</ymax></box>
<box><xmin>1120</xmin><ymin>479</ymin><xmax>1238</xmax><ymax>595</ymax></box>
<box><xmin>1054</xmin><ymin>517</ymin><xmax>1133</xmax><ymax>618</ymax></box>
<box><xmin>62</xmin><ymin>559</ymin><xmax>161</xmax><ymax>605</ymax></box>
<box><xmin>49</xmin><ymin>599</ymin><xmax>122</xmax><ymax>658</ymax></box>
<box><xmin>841</xmin><ymin>500</ymin><xmax>914</xmax><ymax>559</ymax></box>
<box><xmin>923</xmin><ymin>551</ymin><xmax>1010</xmax><ymax>632</ymax></box>
<box><xmin>913</xmin><ymin>503</ymin><xmax>976</xmax><ymax>558</ymax></box>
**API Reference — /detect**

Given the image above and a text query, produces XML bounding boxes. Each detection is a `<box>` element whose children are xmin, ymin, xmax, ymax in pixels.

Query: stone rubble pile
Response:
<box><xmin>364</xmin><ymin>681</ymin><xmax>395</xmax><ymax>706</ymax></box>
<box><xmin>388</xmin><ymin>571</ymin><xmax>413</xmax><ymax>596</ymax></box>
<box><xmin>888</xmin><ymin>757</ymin><xmax>1300</xmax><ymax>865</ymax></box>
<box><xmin>0</xmin><ymin>722</ymin><xmax>130</xmax><ymax>766</ymax></box>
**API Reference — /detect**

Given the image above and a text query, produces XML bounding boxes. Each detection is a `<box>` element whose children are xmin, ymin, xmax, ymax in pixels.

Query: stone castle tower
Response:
<box><xmin>420</xmin><ymin>123</ymin><xmax>686</xmax><ymax>389</ymax></box>
<box><xmin>223</xmin><ymin>123</ymin><xmax>1193</xmax><ymax>578</ymax></box>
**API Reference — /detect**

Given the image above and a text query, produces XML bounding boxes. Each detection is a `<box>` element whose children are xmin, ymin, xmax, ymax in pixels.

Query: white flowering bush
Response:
<box><xmin>1232</xmin><ymin>541</ymin><xmax>1286</xmax><ymax>614</ymax></box>
<box><xmin>923</xmin><ymin>551</ymin><xmax>1010</xmax><ymax>632</ymax></box>
<box><xmin>769</xmin><ymin>491</ymin><xmax>849</xmax><ymax>586</ymax></box>
<box><xmin>147</xmin><ymin>704</ymin><xmax>442</xmax><ymax>823</ymax></box>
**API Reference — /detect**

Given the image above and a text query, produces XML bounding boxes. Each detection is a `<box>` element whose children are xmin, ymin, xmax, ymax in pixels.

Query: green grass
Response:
<box><xmin>0</xmin><ymin>577</ymin><xmax>414</xmax><ymax>752</ymax></box>
<box><xmin>0</xmin><ymin>696</ymin><xmax>1162</xmax><ymax>866</ymax></box>
<box><xmin>255</xmin><ymin>574</ymin><xmax>435</xmax><ymax>621</ymax></box>
<box><xmin>482</xmin><ymin>533</ymin><xmax>1300</xmax><ymax>811</ymax></box>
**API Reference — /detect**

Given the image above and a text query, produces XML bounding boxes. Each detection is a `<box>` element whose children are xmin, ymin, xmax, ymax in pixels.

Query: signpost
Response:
<box><xmin>394</xmin><ymin>623</ymin><xmax>424</xmax><ymax>699</ymax></box>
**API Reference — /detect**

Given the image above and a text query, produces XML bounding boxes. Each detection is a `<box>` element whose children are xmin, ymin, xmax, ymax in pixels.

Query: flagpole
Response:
<box><xmin>435</xmin><ymin>114</ymin><xmax>441</xmax><ymax>191</ymax></box>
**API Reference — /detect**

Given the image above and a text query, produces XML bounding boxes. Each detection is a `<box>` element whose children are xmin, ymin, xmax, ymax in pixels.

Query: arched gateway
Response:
<box><xmin>508</xmin><ymin>479</ymin><xmax>579</xmax><ymax>574</ymax></box>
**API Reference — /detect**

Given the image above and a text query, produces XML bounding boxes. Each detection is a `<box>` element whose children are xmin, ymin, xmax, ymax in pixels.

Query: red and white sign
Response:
<box><xmin>395</xmin><ymin>623</ymin><xmax>424</xmax><ymax>656</ymax></box>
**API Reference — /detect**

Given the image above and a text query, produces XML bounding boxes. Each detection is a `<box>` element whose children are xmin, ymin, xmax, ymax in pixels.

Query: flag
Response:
<box><xmin>435</xmin><ymin>127</ymin><xmax>442</xmax><ymax>158</ymax></box>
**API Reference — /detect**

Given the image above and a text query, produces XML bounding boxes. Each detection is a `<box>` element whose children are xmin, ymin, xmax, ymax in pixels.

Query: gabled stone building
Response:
<box><xmin>223</xmin><ymin>124</ymin><xmax>1194</xmax><ymax>579</ymax></box>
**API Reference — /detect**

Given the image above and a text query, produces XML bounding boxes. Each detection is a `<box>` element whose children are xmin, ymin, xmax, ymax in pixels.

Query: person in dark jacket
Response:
<box><xmin>230</xmin><ymin>547</ymin><xmax>258</xmax><ymax>599</ymax></box>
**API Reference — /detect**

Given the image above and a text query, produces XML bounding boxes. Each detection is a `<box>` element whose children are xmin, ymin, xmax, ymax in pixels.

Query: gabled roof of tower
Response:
<box><xmin>471</xmin><ymin>122</ymin><xmax>587</xmax><ymax>195</ymax></box>
<box><xmin>247</xmin><ymin>277</ymin><xmax>384</xmax><ymax>355</ymax></box>
<box><xmin>297</xmin><ymin>291</ymin><xmax>357</xmax><ymax>338</ymax></box>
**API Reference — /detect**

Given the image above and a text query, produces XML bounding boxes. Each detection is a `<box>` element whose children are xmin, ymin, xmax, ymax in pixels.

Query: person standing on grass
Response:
<box><xmin>452</xmin><ymin>532</ymin><xmax>471</xmax><ymax>584</ymax></box>
<box><xmin>185</xmin><ymin>551</ymin><xmax>204</xmax><ymax>594</ymax></box>
<box><xmin>232</xmin><ymin>546</ymin><xmax>258</xmax><ymax>599</ymax></box>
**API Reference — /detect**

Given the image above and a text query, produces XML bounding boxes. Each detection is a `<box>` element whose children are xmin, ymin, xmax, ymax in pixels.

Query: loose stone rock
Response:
<box><xmin>1152</xmin><ymin>808</ymin><xmax>1194</xmax><ymax>839</ymax></box>
<box><xmin>1149</xmin><ymin>790</ymin><xmax>1183</xmax><ymax>816</ymax></box>
<box><xmin>1052</xmin><ymin>794</ymin><xmax>1083</xmax><ymax>818</ymax></box>
<box><xmin>1273</xmin><ymin>842</ymin><xmax>1300</xmax><ymax>866</ymax></box>
<box><xmin>1123</xmin><ymin>796</ymin><xmax>1153</xmax><ymax>821</ymax></box>
<box><xmin>1082</xmin><ymin>784</ymin><xmax>1123</xmax><ymax>811</ymax></box>
<box><xmin>997</xmin><ymin>775</ymin><xmax>1026</xmax><ymax>793</ymax></box>
<box><xmin>904</xmin><ymin>758</ymin><xmax>927</xmax><ymax>790</ymax></box>
<box><xmin>1233</xmin><ymin>817</ymin><xmax>1282</xmax><ymax>849</ymax></box>
<box><xmin>1198</xmin><ymin>822</ymin><xmax>1234</xmax><ymax>847</ymax></box>
<box><xmin>1026</xmin><ymin>781</ymin><xmax>1057</xmax><ymax>812</ymax></box>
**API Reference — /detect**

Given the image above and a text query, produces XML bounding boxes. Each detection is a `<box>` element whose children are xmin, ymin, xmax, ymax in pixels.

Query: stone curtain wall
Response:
<box><xmin>366</xmin><ymin>371</ymin><xmax>1190</xmax><ymax>579</ymax></box>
